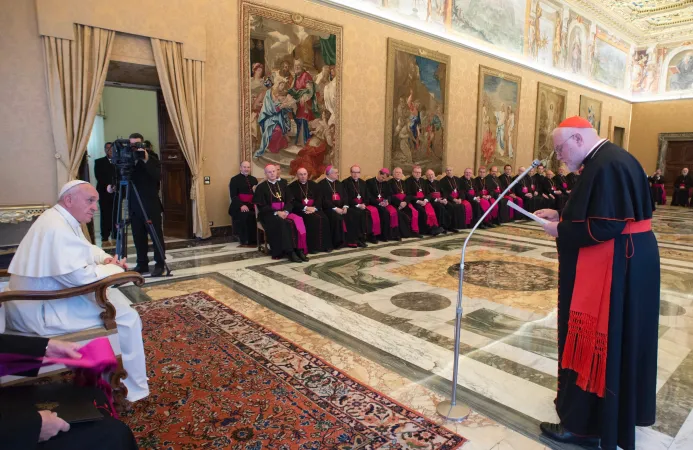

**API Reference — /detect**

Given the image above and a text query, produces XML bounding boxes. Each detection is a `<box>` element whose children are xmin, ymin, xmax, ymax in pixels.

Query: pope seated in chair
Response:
<box><xmin>2</xmin><ymin>181</ymin><xmax>149</xmax><ymax>402</ymax></box>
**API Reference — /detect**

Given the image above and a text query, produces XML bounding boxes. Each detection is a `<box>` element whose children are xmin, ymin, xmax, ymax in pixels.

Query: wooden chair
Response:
<box><xmin>0</xmin><ymin>269</ymin><xmax>145</xmax><ymax>401</ymax></box>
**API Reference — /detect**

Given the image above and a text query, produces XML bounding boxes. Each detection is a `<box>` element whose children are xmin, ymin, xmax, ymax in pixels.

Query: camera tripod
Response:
<box><xmin>113</xmin><ymin>167</ymin><xmax>171</xmax><ymax>277</ymax></box>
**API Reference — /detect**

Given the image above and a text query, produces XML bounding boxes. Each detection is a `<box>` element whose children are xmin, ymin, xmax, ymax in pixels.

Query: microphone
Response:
<box><xmin>436</xmin><ymin>159</ymin><xmax>541</xmax><ymax>421</ymax></box>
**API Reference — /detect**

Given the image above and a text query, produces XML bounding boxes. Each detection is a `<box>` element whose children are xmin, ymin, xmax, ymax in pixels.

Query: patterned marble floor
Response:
<box><xmin>123</xmin><ymin>205</ymin><xmax>693</xmax><ymax>450</ymax></box>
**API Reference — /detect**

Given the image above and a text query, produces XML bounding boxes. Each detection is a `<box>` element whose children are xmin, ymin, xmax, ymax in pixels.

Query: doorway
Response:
<box><xmin>659</xmin><ymin>134</ymin><xmax>693</xmax><ymax>197</ymax></box>
<box><xmin>85</xmin><ymin>60</ymin><xmax>193</xmax><ymax>245</ymax></box>
<box><xmin>613</xmin><ymin>126</ymin><xmax>625</xmax><ymax>148</ymax></box>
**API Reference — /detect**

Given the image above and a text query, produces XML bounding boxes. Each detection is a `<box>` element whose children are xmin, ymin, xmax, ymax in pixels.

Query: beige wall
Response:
<box><xmin>102</xmin><ymin>86</ymin><xmax>159</xmax><ymax>149</ymax></box>
<box><xmin>0</xmin><ymin>0</ymin><xmax>634</xmax><ymax>231</ymax></box>
<box><xmin>629</xmin><ymin>99</ymin><xmax>693</xmax><ymax>173</ymax></box>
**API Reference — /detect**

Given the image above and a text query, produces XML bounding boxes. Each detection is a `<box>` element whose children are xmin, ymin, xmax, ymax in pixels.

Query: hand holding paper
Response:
<box><xmin>508</xmin><ymin>202</ymin><xmax>550</xmax><ymax>224</ymax></box>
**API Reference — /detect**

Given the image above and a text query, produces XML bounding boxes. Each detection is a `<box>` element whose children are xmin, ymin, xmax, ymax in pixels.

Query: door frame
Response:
<box><xmin>657</xmin><ymin>132</ymin><xmax>693</xmax><ymax>175</ymax></box>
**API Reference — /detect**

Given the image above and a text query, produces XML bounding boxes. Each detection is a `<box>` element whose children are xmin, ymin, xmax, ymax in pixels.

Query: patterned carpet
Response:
<box><xmin>123</xmin><ymin>292</ymin><xmax>466</xmax><ymax>449</ymax></box>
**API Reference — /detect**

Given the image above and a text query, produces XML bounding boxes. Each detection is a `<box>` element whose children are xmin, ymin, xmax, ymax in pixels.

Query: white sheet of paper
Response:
<box><xmin>508</xmin><ymin>201</ymin><xmax>549</xmax><ymax>224</ymax></box>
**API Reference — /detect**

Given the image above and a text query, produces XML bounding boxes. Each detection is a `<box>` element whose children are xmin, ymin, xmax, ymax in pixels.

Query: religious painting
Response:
<box><xmin>385</xmin><ymin>0</ymin><xmax>446</xmax><ymax>31</ymax></box>
<box><xmin>591</xmin><ymin>30</ymin><xmax>628</xmax><ymax>90</ymax></box>
<box><xmin>476</xmin><ymin>66</ymin><xmax>521</xmax><ymax>170</ymax></box>
<box><xmin>240</xmin><ymin>2</ymin><xmax>342</xmax><ymax>180</ymax></box>
<box><xmin>534</xmin><ymin>82</ymin><xmax>567</xmax><ymax>171</ymax></box>
<box><xmin>579</xmin><ymin>95</ymin><xmax>601</xmax><ymax>134</ymax></box>
<box><xmin>384</xmin><ymin>38</ymin><xmax>450</xmax><ymax>174</ymax></box>
<box><xmin>451</xmin><ymin>0</ymin><xmax>526</xmax><ymax>53</ymax></box>
<box><xmin>665</xmin><ymin>48</ymin><xmax>693</xmax><ymax>92</ymax></box>
<box><xmin>529</xmin><ymin>0</ymin><xmax>565</xmax><ymax>70</ymax></box>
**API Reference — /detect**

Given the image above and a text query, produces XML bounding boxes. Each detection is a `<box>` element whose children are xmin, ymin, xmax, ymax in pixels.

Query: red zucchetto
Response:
<box><xmin>558</xmin><ymin>116</ymin><xmax>594</xmax><ymax>128</ymax></box>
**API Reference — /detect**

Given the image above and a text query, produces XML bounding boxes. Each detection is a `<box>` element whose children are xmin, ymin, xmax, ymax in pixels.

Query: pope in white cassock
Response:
<box><xmin>2</xmin><ymin>180</ymin><xmax>149</xmax><ymax>401</ymax></box>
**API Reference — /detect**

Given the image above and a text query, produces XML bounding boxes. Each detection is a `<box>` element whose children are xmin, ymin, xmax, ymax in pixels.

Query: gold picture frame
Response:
<box><xmin>239</xmin><ymin>1</ymin><xmax>343</xmax><ymax>178</ymax></box>
<box><xmin>475</xmin><ymin>66</ymin><xmax>522</xmax><ymax>171</ymax></box>
<box><xmin>534</xmin><ymin>82</ymin><xmax>567</xmax><ymax>171</ymax></box>
<box><xmin>579</xmin><ymin>95</ymin><xmax>602</xmax><ymax>134</ymax></box>
<box><xmin>384</xmin><ymin>38</ymin><xmax>450</xmax><ymax>173</ymax></box>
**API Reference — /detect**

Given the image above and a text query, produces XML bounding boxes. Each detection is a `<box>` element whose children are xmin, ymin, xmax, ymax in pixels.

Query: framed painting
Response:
<box><xmin>476</xmin><ymin>66</ymin><xmax>521</xmax><ymax>170</ymax></box>
<box><xmin>534</xmin><ymin>82</ymin><xmax>567</xmax><ymax>171</ymax></box>
<box><xmin>384</xmin><ymin>38</ymin><xmax>450</xmax><ymax>173</ymax></box>
<box><xmin>579</xmin><ymin>95</ymin><xmax>602</xmax><ymax>134</ymax></box>
<box><xmin>240</xmin><ymin>2</ymin><xmax>343</xmax><ymax>180</ymax></box>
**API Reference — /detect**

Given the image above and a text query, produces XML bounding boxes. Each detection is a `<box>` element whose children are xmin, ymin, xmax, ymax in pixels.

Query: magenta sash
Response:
<box><xmin>303</xmin><ymin>199</ymin><xmax>315</xmax><ymax>207</ymax></box>
<box><xmin>271</xmin><ymin>202</ymin><xmax>285</xmax><ymax>211</ymax></box>
<box><xmin>478</xmin><ymin>198</ymin><xmax>494</xmax><ymax>222</ymax></box>
<box><xmin>514</xmin><ymin>197</ymin><xmax>524</xmax><ymax>209</ymax></box>
<box><xmin>0</xmin><ymin>338</ymin><xmax>118</xmax><ymax>417</ymax></box>
<box><xmin>653</xmin><ymin>184</ymin><xmax>666</xmax><ymax>204</ymax></box>
<box><xmin>481</xmin><ymin>189</ymin><xmax>489</xmax><ymax>196</ymax></box>
<box><xmin>423</xmin><ymin>203</ymin><xmax>438</xmax><ymax>227</ymax></box>
<box><xmin>386</xmin><ymin>204</ymin><xmax>399</xmax><ymax>228</ymax></box>
<box><xmin>451</xmin><ymin>191</ymin><xmax>459</xmax><ymax>199</ymax></box>
<box><xmin>522</xmin><ymin>187</ymin><xmax>529</xmax><ymax>194</ymax></box>
<box><xmin>393</xmin><ymin>193</ymin><xmax>406</xmax><ymax>201</ymax></box>
<box><xmin>286</xmin><ymin>214</ymin><xmax>308</xmax><ymax>254</ymax></box>
<box><xmin>355</xmin><ymin>197</ymin><xmax>363</xmax><ymax>204</ymax></box>
<box><xmin>407</xmin><ymin>205</ymin><xmax>420</xmax><ymax>233</ymax></box>
<box><xmin>366</xmin><ymin>205</ymin><xmax>381</xmax><ymax>235</ymax></box>
<box><xmin>461</xmin><ymin>200</ymin><xmax>472</xmax><ymax>225</ymax></box>
<box><xmin>415</xmin><ymin>191</ymin><xmax>425</xmax><ymax>199</ymax></box>
<box><xmin>332</xmin><ymin>193</ymin><xmax>341</xmax><ymax>201</ymax></box>
<box><xmin>562</xmin><ymin>183</ymin><xmax>568</xmax><ymax>189</ymax></box>
<box><xmin>238</xmin><ymin>193</ymin><xmax>253</xmax><ymax>203</ymax></box>
<box><xmin>431</xmin><ymin>192</ymin><xmax>441</xmax><ymax>199</ymax></box>
<box><xmin>494</xmin><ymin>187</ymin><xmax>501</xmax><ymax>194</ymax></box>
<box><xmin>503</xmin><ymin>197</ymin><xmax>515</xmax><ymax>219</ymax></box>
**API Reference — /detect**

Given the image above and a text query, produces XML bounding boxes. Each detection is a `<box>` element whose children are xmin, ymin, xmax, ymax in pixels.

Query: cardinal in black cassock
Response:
<box><xmin>485</xmin><ymin>167</ymin><xmax>512</xmax><ymax>223</ymax></box>
<box><xmin>253</xmin><ymin>165</ymin><xmax>307</xmax><ymax>263</ymax></box>
<box><xmin>423</xmin><ymin>170</ymin><xmax>455</xmax><ymax>232</ymax></box>
<box><xmin>440</xmin><ymin>168</ymin><xmax>471</xmax><ymax>229</ymax></box>
<box><xmin>389</xmin><ymin>168</ymin><xmax>420</xmax><ymax>238</ymax></box>
<box><xmin>228</xmin><ymin>161</ymin><xmax>258</xmax><ymax>247</ymax></box>
<box><xmin>671</xmin><ymin>168</ymin><xmax>692</xmax><ymax>206</ymax></box>
<box><xmin>459</xmin><ymin>169</ymin><xmax>486</xmax><ymax>227</ymax></box>
<box><xmin>537</xmin><ymin>117</ymin><xmax>659</xmax><ymax>450</ymax></box>
<box><xmin>513</xmin><ymin>167</ymin><xmax>540</xmax><ymax>213</ymax></box>
<box><xmin>289</xmin><ymin>168</ymin><xmax>333</xmax><ymax>253</ymax></box>
<box><xmin>406</xmin><ymin>166</ymin><xmax>444</xmax><ymax>235</ymax></box>
<box><xmin>647</xmin><ymin>170</ymin><xmax>666</xmax><ymax>205</ymax></box>
<box><xmin>318</xmin><ymin>166</ymin><xmax>362</xmax><ymax>248</ymax></box>
<box><xmin>366</xmin><ymin>169</ymin><xmax>402</xmax><ymax>241</ymax></box>
<box><xmin>343</xmin><ymin>165</ymin><xmax>375</xmax><ymax>245</ymax></box>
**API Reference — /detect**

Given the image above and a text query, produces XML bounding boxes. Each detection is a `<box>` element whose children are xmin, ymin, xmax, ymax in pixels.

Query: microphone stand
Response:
<box><xmin>436</xmin><ymin>159</ymin><xmax>542</xmax><ymax>421</ymax></box>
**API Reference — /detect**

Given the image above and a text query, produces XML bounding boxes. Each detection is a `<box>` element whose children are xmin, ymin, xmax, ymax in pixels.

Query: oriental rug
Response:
<box><xmin>124</xmin><ymin>291</ymin><xmax>466</xmax><ymax>449</ymax></box>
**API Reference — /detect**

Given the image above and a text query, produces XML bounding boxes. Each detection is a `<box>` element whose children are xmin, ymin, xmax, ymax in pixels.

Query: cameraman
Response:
<box><xmin>128</xmin><ymin>133</ymin><xmax>166</xmax><ymax>277</ymax></box>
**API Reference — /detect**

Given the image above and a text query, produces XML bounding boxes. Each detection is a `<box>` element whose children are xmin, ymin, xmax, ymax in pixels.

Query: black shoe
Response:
<box><xmin>297</xmin><ymin>249</ymin><xmax>309</xmax><ymax>262</ymax></box>
<box><xmin>357</xmin><ymin>240</ymin><xmax>368</xmax><ymax>248</ymax></box>
<box><xmin>448</xmin><ymin>228</ymin><xmax>460</xmax><ymax>233</ymax></box>
<box><xmin>539</xmin><ymin>422</ymin><xmax>599</xmax><ymax>447</ymax></box>
<box><xmin>326</xmin><ymin>248</ymin><xmax>334</xmax><ymax>253</ymax></box>
<box><xmin>395</xmin><ymin>236</ymin><xmax>402</xmax><ymax>241</ymax></box>
<box><xmin>133</xmin><ymin>265</ymin><xmax>149</xmax><ymax>274</ymax></box>
<box><xmin>479</xmin><ymin>224</ymin><xmax>487</xmax><ymax>229</ymax></box>
<box><xmin>437</xmin><ymin>227</ymin><xmax>446</xmax><ymax>234</ymax></box>
<box><xmin>417</xmin><ymin>234</ymin><xmax>425</xmax><ymax>238</ymax></box>
<box><xmin>369</xmin><ymin>236</ymin><xmax>378</xmax><ymax>244</ymax></box>
<box><xmin>151</xmin><ymin>265</ymin><xmax>165</xmax><ymax>277</ymax></box>
<box><xmin>289</xmin><ymin>251</ymin><xmax>302</xmax><ymax>263</ymax></box>
<box><xmin>431</xmin><ymin>228</ymin><xmax>441</xmax><ymax>236</ymax></box>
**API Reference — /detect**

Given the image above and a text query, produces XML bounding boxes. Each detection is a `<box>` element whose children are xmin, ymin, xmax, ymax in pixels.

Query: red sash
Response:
<box><xmin>385</xmin><ymin>204</ymin><xmax>399</xmax><ymax>228</ymax></box>
<box><xmin>481</xmin><ymin>189</ymin><xmax>489</xmax><ymax>196</ymax></box>
<box><xmin>431</xmin><ymin>192</ymin><xmax>441</xmax><ymax>199</ymax></box>
<box><xmin>424</xmin><ymin>203</ymin><xmax>438</xmax><ymax>227</ymax></box>
<box><xmin>562</xmin><ymin>183</ymin><xmax>568</xmax><ymax>189</ymax></box>
<box><xmin>478</xmin><ymin>198</ymin><xmax>494</xmax><ymax>222</ymax></box>
<box><xmin>332</xmin><ymin>193</ymin><xmax>341</xmax><ymax>201</ymax></box>
<box><xmin>407</xmin><ymin>205</ymin><xmax>420</xmax><ymax>233</ymax></box>
<box><xmin>494</xmin><ymin>187</ymin><xmax>501</xmax><ymax>194</ymax></box>
<box><xmin>271</xmin><ymin>202</ymin><xmax>285</xmax><ymax>211</ymax></box>
<box><xmin>461</xmin><ymin>200</ymin><xmax>472</xmax><ymax>225</ymax></box>
<box><xmin>415</xmin><ymin>191</ymin><xmax>425</xmax><ymax>199</ymax></box>
<box><xmin>238</xmin><ymin>193</ymin><xmax>253</xmax><ymax>203</ymax></box>
<box><xmin>451</xmin><ymin>191</ymin><xmax>459</xmax><ymax>199</ymax></box>
<box><xmin>286</xmin><ymin>214</ymin><xmax>307</xmax><ymax>254</ymax></box>
<box><xmin>522</xmin><ymin>187</ymin><xmax>529</xmax><ymax>193</ymax></box>
<box><xmin>303</xmin><ymin>199</ymin><xmax>315</xmax><ymax>207</ymax></box>
<box><xmin>562</xmin><ymin>219</ymin><xmax>652</xmax><ymax>398</ymax></box>
<box><xmin>393</xmin><ymin>193</ymin><xmax>406</xmax><ymax>201</ymax></box>
<box><xmin>366</xmin><ymin>205</ymin><xmax>381</xmax><ymax>235</ymax></box>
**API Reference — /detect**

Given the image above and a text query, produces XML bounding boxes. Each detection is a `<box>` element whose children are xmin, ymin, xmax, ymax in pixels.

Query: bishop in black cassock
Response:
<box><xmin>485</xmin><ymin>167</ymin><xmax>512</xmax><ymax>223</ymax></box>
<box><xmin>473</xmin><ymin>167</ymin><xmax>499</xmax><ymax>227</ymax></box>
<box><xmin>366</xmin><ymin>169</ymin><xmax>402</xmax><ymax>241</ymax></box>
<box><xmin>459</xmin><ymin>169</ymin><xmax>486</xmax><ymax>227</ymax></box>
<box><xmin>514</xmin><ymin>166</ymin><xmax>540</xmax><ymax>213</ymax></box>
<box><xmin>500</xmin><ymin>165</ymin><xmax>525</xmax><ymax>213</ymax></box>
<box><xmin>228</xmin><ymin>161</ymin><xmax>258</xmax><ymax>247</ymax></box>
<box><xmin>671</xmin><ymin>168</ymin><xmax>692</xmax><ymax>206</ymax></box>
<box><xmin>253</xmin><ymin>165</ymin><xmax>305</xmax><ymax>262</ymax></box>
<box><xmin>389</xmin><ymin>169</ymin><xmax>419</xmax><ymax>238</ymax></box>
<box><xmin>343</xmin><ymin>166</ymin><xmax>374</xmax><ymax>245</ymax></box>
<box><xmin>544</xmin><ymin>170</ymin><xmax>567</xmax><ymax>211</ymax></box>
<box><xmin>318</xmin><ymin>166</ymin><xmax>361</xmax><ymax>248</ymax></box>
<box><xmin>647</xmin><ymin>169</ymin><xmax>666</xmax><ymax>205</ymax></box>
<box><xmin>424</xmin><ymin>170</ymin><xmax>457</xmax><ymax>232</ymax></box>
<box><xmin>440</xmin><ymin>168</ymin><xmax>470</xmax><ymax>230</ymax></box>
<box><xmin>289</xmin><ymin>168</ymin><xmax>333</xmax><ymax>253</ymax></box>
<box><xmin>538</xmin><ymin>117</ymin><xmax>658</xmax><ymax>450</ymax></box>
<box><xmin>405</xmin><ymin>166</ymin><xmax>444</xmax><ymax>235</ymax></box>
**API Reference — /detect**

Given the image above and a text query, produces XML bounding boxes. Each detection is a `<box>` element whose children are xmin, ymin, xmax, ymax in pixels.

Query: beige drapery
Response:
<box><xmin>43</xmin><ymin>25</ymin><xmax>115</xmax><ymax>189</ymax></box>
<box><xmin>151</xmin><ymin>39</ymin><xmax>210</xmax><ymax>239</ymax></box>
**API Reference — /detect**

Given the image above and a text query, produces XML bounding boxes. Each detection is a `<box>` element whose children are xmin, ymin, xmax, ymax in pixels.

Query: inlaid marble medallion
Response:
<box><xmin>390</xmin><ymin>248</ymin><xmax>431</xmax><ymax>257</ymax></box>
<box><xmin>391</xmin><ymin>292</ymin><xmax>451</xmax><ymax>311</ymax></box>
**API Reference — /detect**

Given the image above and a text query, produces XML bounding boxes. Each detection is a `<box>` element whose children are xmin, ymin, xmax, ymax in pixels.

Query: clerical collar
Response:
<box><xmin>268</xmin><ymin>179</ymin><xmax>278</xmax><ymax>184</ymax></box>
<box><xmin>583</xmin><ymin>139</ymin><xmax>608</xmax><ymax>164</ymax></box>
<box><xmin>54</xmin><ymin>204</ymin><xmax>81</xmax><ymax>235</ymax></box>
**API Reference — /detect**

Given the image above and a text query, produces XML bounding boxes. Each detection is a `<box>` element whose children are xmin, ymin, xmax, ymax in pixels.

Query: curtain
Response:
<box><xmin>320</xmin><ymin>35</ymin><xmax>337</xmax><ymax>66</ymax></box>
<box><xmin>43</xmin><ymin>25</ymin><xmax>115</xmax><ymax>189</ymax></box>
<box><xmin>151</xmin><ymin>38</ymin><xmax>211</xmax><ymax>239</ymax></box>
<box><xmin>42</xmin><ymin>25</ymin><xmax>114</xmax><ymax>243</ymax></box>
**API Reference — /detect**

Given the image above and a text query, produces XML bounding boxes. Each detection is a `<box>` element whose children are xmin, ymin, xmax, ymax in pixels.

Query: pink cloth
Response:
<box><xmin>303</xmin><ymin>199</ymin><xmax>315</xmax><ymax>207</ymax></box>
<box><xmin>503</xmin><ymin>196</ymin><xmax>515</xmax><ymax>219</ymax></box>
<box><xmin>407</xmin><ymin>205</ymin><xmax>420</xmax><ymax>233</ymax></box>
<box><xmin>431</xmin><ymin>192</ymin><xmax>441</xmax><ymax>199</ymax></box>
<box><xmin>451</xmin><ymin>191</ymin><xmax>459</xmax><ymax>199</ymax></box>
<box><xmin>332</xmin><ymin>193</ymin><xmax>341</xmax><ymax>201</ymax></box>
<box><xmin>478</xmin><ymin>198</ymin><xmax>494</xmax><ymax>222</ymax></box>
<box><xmin>423</xmin><ymin>203</ymin><xmax>439</xmax><ymax>227</ymax></box>
<box><xmin>238</xmin><ymin>193</ymin><xmax>253</xmax><ymax>203</ymax></box>
<box><xmin>271</xmin><ymin>202</ymin><xmax>285</xmax><ymax>211</ymax></box>
<box><xmin>461</xmin><ymin>200</ymin><xmax>472</xmax><ymax>225</ymax></box>
<box><xmin>522</xmin><ymin>187</ymin><xmax>529</xmax><ymax>194</ymax></box>
<box><xmin>366</xmin><ymin>205</ymin><xmax>381</xmax><ymax>235</ymax></box>
<box><xmin>385</xmin><ymin>204</ymin><xmax>399</xmax><ymax>228</ymax></box>
<box><xmin>286</xmin><ymin>213</ymin><xmax>308</xmax><ymax>254</ymax></box>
